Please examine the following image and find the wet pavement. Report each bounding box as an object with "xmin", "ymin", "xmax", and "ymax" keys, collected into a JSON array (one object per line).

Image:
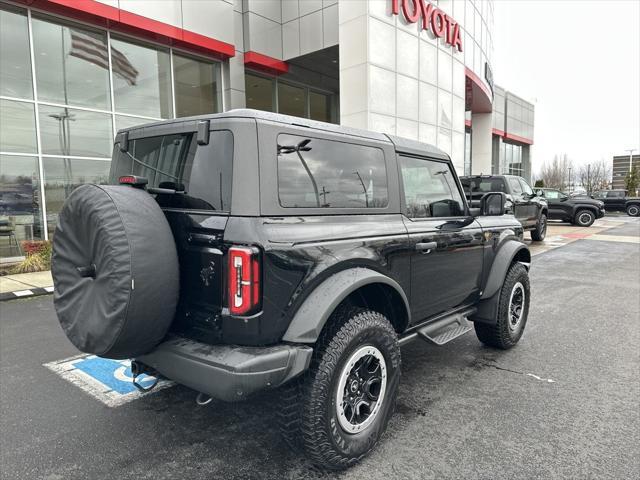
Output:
[{"xmin": 1, "ymin": 217, "xmax": 639, "ymax": 480}]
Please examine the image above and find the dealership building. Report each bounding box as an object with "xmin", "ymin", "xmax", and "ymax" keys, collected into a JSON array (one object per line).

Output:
[{"xmin": 0, "ymin": 0, "xmax": 534, "ymax": 259}]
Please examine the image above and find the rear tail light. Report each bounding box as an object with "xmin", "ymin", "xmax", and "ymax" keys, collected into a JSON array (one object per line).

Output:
[{"xmin": 228, "ymin": 246, "xmax": 261, "ymax": 315}]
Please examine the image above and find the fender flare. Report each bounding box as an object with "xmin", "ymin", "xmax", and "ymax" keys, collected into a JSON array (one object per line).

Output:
[
  {"xmin": 471, "ymin": 241, "xmax": 530, "ymax": 325},
  {"xmin": 572, "ymin": 204, "xmax": 597, "ymax": 217},
  {"xmin": 481, "ymin": 240, "xmax": 530, "ymax": 300},
  {"xmin": 282, "ymin": 268, "xmax": 410, "ymax": 344}
]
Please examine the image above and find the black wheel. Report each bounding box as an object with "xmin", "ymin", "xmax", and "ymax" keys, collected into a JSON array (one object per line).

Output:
[
  {"xmin": 475, "ymin": 262, "xmax": 530, "ymax": 349},
  {"xmin": 278, "ymin": 307, "xmax": 401, "ymax": 470},
  {"xmin": 574, "ymin": 209, "xmax": 595, "ymax": 227},
  {"xmin": 626, "ymin": 204, "xmax": 640, "ymax": 217},
  {"xmin": 530, "ymin": 213, "xmax": 547, "ymax": 241}
]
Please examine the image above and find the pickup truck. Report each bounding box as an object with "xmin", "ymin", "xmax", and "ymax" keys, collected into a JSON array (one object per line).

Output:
[
  {"xmin": 460, "ymin": 174, "xmax": 549, "ymax": 241},
  {"xmin": 592, "ymin": 190, "xmax": 640, "ymax": 216},
  {"xmin": 536, "ymin": 188, "xmax": 605, "ymax": 226}
]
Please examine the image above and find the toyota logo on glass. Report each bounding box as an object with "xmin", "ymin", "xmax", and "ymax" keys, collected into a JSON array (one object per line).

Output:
[{"xmin": 392, "ymin": 0, "xmax": 464, "ymax": 52}]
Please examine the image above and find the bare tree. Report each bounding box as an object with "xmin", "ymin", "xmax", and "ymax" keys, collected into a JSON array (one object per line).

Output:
[
  {"xmin": 577, "ymin": 160, "xmax": 612, "ymax": 194},
  {"xmin": 539, "ymin": 154, "xmax": 574, "ymax": 190}
]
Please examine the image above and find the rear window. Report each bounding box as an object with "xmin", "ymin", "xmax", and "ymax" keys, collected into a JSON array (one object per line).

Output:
[
  {"xmin": 461, "ymin": 177, "xmax": 507, "ymax": 200},
  {"xmin": 110, "ymin": 130, "xmax": 233, "ymax": 211},
  {"xmin": 276, "ymin": 134, "xmax": 388, "ymax": 209}
]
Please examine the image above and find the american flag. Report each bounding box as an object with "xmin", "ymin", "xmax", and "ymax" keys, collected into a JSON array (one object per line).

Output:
[{"xmin": 69, "ymin": 29, "xmax": 139, "ymax": 86}]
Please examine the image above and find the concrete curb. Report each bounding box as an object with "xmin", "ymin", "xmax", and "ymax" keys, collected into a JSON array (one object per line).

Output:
[{"xmin": 0, "ymin": 286, "xmax": 54, "ymax": 302}]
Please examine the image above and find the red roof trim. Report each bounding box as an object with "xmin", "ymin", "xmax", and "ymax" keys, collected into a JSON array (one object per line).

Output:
[
  {"xmin": 465, "ymin": 119, "xmax": 472, "ymax": 128},
  {"xmin": 22, "ymin": 0, "xmax": 235, "ymax": 59},
  {"xmin": 465, "ymin": 67, "xmax": 492, "ymax": 103},
  {"xmin": 504, "ymin": 132, "xmax": 534, "ymax": 145},
  {"xmin": 492, "ymin": 128, "xmax": 505, "ymax": 137},
  {"xmin": 244, "ymin": 51, "xmax": 289, "ymax": 75}
]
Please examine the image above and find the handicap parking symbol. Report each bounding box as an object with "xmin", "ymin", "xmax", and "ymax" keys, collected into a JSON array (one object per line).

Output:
[{"xmin": 44, "ymin": 354, "xmax": 173, "ymax": 407}]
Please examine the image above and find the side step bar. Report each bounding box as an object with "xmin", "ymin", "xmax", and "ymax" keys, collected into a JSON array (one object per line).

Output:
[{"xmin": 399, "ymin": 307, "xmax": 477, "ymax": 347}]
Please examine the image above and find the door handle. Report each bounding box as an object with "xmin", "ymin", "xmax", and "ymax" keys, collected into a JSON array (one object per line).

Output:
[{"xmin": 415, "ymin": 241, "xmax": 437, "ymax": 253}]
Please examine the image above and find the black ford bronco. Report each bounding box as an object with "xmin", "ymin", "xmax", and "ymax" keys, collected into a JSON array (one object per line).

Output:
[
  {"xmin": 51, "ymin": 110, "xmax": 532, "ymax": 470},
  {"xmin": 460, "ymin": 174, "xmax": 548, "ymax": 241}
]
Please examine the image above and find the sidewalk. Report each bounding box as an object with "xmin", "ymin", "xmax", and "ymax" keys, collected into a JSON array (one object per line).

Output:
[{"xmin": 0, "ymin": 270, "xmax": 54, "ymax": 301}]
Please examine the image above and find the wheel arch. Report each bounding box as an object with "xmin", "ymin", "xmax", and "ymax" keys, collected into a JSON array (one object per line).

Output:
[
  {"xmin": 574, "ymin": 204, "xmax": 598, "ymax": 216},
  {"xmin": 281, "ymin": 268, "xmax": 410, "ymax": 344},
  {"xmin": 481, "ymin": 240, "xmax": 530, "ymax": 300},
  {"xmin": 472, "ymin": 243, "xmax": 530, "ymax": 325}
]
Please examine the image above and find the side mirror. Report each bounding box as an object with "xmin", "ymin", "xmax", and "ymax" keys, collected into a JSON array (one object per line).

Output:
[{"xmin": 480, "ymin": 192, "xmax": 507, "ymax": 216}]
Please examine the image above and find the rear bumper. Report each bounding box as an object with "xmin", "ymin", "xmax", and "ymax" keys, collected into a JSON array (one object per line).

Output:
[
  {"xmin": 136, "ymin": 336, "xmax": 313, "ymax": 402},
  {"xmin": 597, "ymin": 208, "xmax": 605, "ymax": 218}
]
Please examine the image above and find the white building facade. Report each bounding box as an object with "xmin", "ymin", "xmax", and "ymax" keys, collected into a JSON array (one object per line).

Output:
[{"xmin": 0, "ymin": 0, "xmax": 534, "ymax": 259}]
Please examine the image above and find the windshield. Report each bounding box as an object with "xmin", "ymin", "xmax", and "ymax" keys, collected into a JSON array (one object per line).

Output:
[{"xmin": 110, "ymin": 130, "xmax": 233, "ymax": 211}]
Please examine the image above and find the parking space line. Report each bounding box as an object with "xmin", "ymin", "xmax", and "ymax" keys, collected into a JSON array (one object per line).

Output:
[{"xmin": 584, "ymin": 234, "xmax": 640, "ymax": 244}]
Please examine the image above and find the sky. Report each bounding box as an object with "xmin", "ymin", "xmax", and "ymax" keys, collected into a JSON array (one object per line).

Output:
[{"xmin": 492, "ymin": 0, "xmax": 640, "ymax": 173}]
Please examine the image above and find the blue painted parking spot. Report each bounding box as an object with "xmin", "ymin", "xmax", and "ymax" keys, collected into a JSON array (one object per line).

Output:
[
  {"xmin": 73, "ymin": 357, "xmax": 157, "ymax": 394},
  {"xmin": 44, "ymin": 354, "xmax": 173, "ymax": 407}
]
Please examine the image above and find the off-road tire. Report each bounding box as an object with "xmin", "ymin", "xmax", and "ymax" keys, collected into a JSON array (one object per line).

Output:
[
  {"xmin": 530, "ymin": 213, "xmax": 547, "ymax": 241},
  {"xmin": 574, "ymin": 209, "xmax": 596, "ymax": 227},
  {"xmin": 278, "ymin": 307, "xmax": 401, "ymax": 470},
  {"xmin": 475, "ymin": 262, "xmax": 530, "ymax": 349},
  {"xmin": 626, "ymin": 204, "xmax": 640, "ymax": 217}
]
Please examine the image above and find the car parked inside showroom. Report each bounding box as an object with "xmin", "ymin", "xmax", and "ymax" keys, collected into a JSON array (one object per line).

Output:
[{"xmin": 535, "ymin": 188, "xmax": 605, "ymax": 227}]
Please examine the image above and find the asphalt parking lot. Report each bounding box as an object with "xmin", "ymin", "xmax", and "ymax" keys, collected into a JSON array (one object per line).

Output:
[{"xmin": 1, "ymin": 217, "xmax": 639, "ymax": 480}]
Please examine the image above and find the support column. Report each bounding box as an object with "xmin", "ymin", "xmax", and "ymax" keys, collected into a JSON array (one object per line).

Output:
[{"xmin": 470, "ymin": 113, "xmax": 492, "ymax": 175}]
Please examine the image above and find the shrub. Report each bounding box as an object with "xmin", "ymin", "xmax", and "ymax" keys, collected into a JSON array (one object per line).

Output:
[
  {"xmin": 12, "ymin": 240, "xmax": 52, "ymax": 273},
  {"xmin": 21, "ymin": 240, "xmax": 51, "ymax": 256},
  {"xmin": 11, "ymin": 254, "xmax": 47, "ymax": 274}
]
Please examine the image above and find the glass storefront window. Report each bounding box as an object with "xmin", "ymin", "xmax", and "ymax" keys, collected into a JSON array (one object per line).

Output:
[
  {"xmin": 42, "ymin": 157, "xmax": 111, "ymax": 233},
  {"xmin": 309, "ymin": 91, "xmax": 331, "ymax": 122},
  {"xmin": 0, "ymin": 155, "xmax": 44, "ymax": 258},
  {"xmin": 0, "ymin": 5, "xmax": 224, "ymax": 257},
  {"xmin": 278, "ymin": 82, "xmax": 305, "ymax": 118},
  {"xmin": 0, "ymin": 6, "xmax": 33, "ymax": 99},
  {"xmin": 173, "ymin": 54, "xmax": 220, "ymax": 117},
  {"xmin": 115, "ymin": 115, "xmax": 153, "ymax": 131},
  {"xmin": 32, "ymin": 17, "xmax": 111, "ymax": 110},
  {"xmin": 0, "ymin": 99, "xmax": 38, "ymax": 154},
  {"xmin": 110, "ymin": 37, "xmax": 172, "ymax": 119},
  {"xmin": 245, "ymin": 73, "xmax": 274, "ymax": 112},
  {"xmin": 245, "ymin": 72, "xmax": 335, "ymax": 123},
  {"xmin": 39, "ymin": 105, "xmax": 113, "ymax": 158}
]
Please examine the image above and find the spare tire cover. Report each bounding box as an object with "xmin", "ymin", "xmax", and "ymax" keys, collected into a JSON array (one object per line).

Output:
[{"xmin": 52, "ymin": 184, "xmax": 179, "ymax": 359}]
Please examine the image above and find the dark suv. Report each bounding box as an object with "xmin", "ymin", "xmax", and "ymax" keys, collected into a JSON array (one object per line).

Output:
[
  {"xmin": 460, "ymin": 175, "xmax": 548, "ymax": 241},
  {"xmin": 51, "ymin": 110, "xmax": 532, "ymax": 470},
  {"xmin": 536, "ymin": 188, "xmax": 605, "ymax": 226}
]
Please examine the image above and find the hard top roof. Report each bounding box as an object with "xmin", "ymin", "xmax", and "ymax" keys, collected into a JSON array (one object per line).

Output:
[{"xmin": 118, "ymin": 109, "xmax": 449, "ymax": 161}]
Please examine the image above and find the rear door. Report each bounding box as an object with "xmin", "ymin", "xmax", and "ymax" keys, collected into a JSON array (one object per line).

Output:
[
  {"xmin": 606, "ymin": 190, "xmax": 626, "ymax": 210},
  {"xmin": 399, "ymin": 156, "xmax": 483, "ymax": 322},
  {"xmin": 542, "ymin": 189, "xmax": 570, "ymax": 220},
  {"xmin": 111, "ymin": 128, "xmax": 234, "ymax": 342}
]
